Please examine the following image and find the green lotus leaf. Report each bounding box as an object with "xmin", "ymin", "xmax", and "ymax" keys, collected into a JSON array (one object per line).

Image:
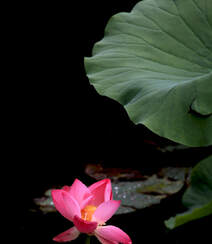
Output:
[
  {"xmin": 85, "ymin": 0, "xmax": 212, "ymax": 146},
  {"xmin": 165, "ymin": 155, "xmax": 212, "ymax": 229}
]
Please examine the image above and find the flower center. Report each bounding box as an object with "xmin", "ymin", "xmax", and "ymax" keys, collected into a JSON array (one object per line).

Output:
[{"xmin": 81, "ymin": 205, "xmax": 97, "ymax": 221}]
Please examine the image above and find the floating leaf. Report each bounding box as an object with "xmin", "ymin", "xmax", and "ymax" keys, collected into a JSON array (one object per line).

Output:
[
  {"xmin": 165, "ymin": 155, "xmax": 212, "ymax": 229},
  {"xmin": 158, "ymin": 167, "xmax": 192, "ymax": 182},
  {"xmin": 136, "ymin": 175, "xmax": 184, "ymax": 195},
  {"xmin": 34, "ymin": 189, "xmax": 55, "ymax": 213},
  {"xmin": 34, "ymin": 167, "xmax": 188, "ymax": 215},
  {"xmin": 85, "ymin": 0, "xmax": 212, "ymax": 146},
  {"xmin": 85, "ymin": 163, "xmax": 145, "ymax": 181},
  {"xmin": 112, "ymin": 180, "xmax": 166, "ymax": 214},
  {"xmin": 113, "ymin": 175, "xmax": 185, "ymax": 214}
]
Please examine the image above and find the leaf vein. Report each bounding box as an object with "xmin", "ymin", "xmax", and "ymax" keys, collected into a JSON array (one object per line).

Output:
[
  {"xmin": 192, "ymin": 0, "xmax": 212, "ymax": 32},
  {"xmin": 139, "ymin": 4, "xmax": 212, "ymax": 67},
  {"xmin": 173, "ymin": 0, "xmax": 212, "ymax": 56}
]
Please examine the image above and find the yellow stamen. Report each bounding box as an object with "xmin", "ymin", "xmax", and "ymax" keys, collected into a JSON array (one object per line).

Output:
[{"xmin": 81, "ymin": 205, "xmax": 97, "ymax": 221}]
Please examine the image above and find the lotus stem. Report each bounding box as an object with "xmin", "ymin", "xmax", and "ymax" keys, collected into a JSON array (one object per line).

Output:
[{"xmin": 85, "ymin": 236, "xmax": 91, "ymax": 244}]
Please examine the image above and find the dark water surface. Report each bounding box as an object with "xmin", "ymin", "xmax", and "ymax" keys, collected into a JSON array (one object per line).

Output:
[
  {"xmin": 18, "ymin": 169, "xmax": 212, "ymax": 244},
  {"xmin": 11, "ymin": 1, "xmax": 212, "ymax": 243}
]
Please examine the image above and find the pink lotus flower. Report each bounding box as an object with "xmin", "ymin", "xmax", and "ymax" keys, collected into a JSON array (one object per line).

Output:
[{"xmin": 51, "ymin": 179, "xmax": 132, "ymax": 243}]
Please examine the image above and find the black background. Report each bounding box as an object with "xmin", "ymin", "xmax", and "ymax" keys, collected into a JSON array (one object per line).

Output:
[
  {"xmin": 10, "ymin": 0, "xmax": 154, "ymax": 220},
  {"xmin": 8, "ymin": 1, "xmax": 211, "ymax": 243},
  {"xmin": 12, "ymin": 0, "xmax": 163, "ymax": 199}
]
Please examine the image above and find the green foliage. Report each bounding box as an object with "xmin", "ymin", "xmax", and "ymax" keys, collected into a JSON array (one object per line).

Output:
[
  {"xmin": 85, "ymin": 0, "xmax": 212, "ymax": 146},
  {"xmin": 165, "ymin": 155, "xmax": 212, "ymax": 229}
]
